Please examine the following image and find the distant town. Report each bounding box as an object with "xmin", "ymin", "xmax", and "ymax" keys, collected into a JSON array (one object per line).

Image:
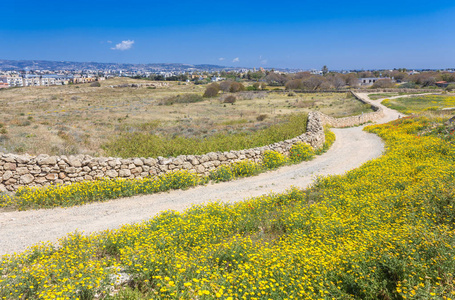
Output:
[{"xmin": 0, "ymin": 59, "xmax": 454, "ymax": 89}]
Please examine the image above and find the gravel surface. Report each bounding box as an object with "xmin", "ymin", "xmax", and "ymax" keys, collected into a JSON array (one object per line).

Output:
[{"xmin": 0, "ymin": 95, "xmax": 396, "ymax": 256}]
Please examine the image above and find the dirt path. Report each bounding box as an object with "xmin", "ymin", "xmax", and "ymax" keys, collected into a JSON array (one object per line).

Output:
[{"xmin": 0, "ymin": 95, "xmax": 397, "ymax": 256}]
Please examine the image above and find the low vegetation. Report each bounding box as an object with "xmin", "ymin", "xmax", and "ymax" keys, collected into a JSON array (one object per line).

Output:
[
  {"xmin": 382, "ymin": 94, "xmax": 455, "ymax": 114},
  {"xmin": 367, "ymin": 92, "xmax": 431, "ymax": 100},
  {"xmin": 158, "ymin": 94, "xmax": 203, "ymax": 105},
  {"xmin": 1, "ymin": 116, "xmax": 454, "ymax": 299},
  {"xmin": 0, "ymin": 79, "xmax": 372, "ymax": 156},
  {"xmin": 102, "ymin": 114, "xmax": 308, "ymax": 158},
  {"xmin": 0, "ymin": 128, "xmax": 335, "ymax": 211}
]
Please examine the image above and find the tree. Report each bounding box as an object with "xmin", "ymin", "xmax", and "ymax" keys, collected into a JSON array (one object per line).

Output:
[
  {"xmin": 328, "ymin": 74, "xmax": 346, "ymax": 89},
  {"xmin": 220, "ymin": 81, "xmax": 232, "ymax": 92},
  {"xmin": 265, "ymin": 73, "xmax": 287, "ymax": 86},
  {"xmin": 301, "ymin": 76, "xmax": 325, "ymax": 90},
  {"xmin": 322, "ymin": 65, "xmax": 329, "ymax": 76},
  {"xmin": 345, "ymin": 74, "xmax": 359, "ymax": 87},
  {"xmin": 294, "ymin": 72, "xmax": 311, "ymax": 80},
  {"xmin": 285, "ymin": 79, "xmax": 302, "ymax": 90},
  {"xmin": 372, "ymin": 79, "xmax": 394, "ymax": 88}
]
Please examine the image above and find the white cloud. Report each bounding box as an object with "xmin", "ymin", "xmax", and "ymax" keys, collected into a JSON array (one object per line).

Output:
[
  {"xmin": 218, "ymin": 57, "xmax": 225, "ymax": 61},
  {"xmin": 107, "ymin": 40, "xmax": 112, "ymax": 44},
  {"xmin": 232, "ymin": 57, "xmax": 240, "ymax": 63},
  {"xmin": 111, "ymin": 40, "xmax": 134, "ymax": 51}
]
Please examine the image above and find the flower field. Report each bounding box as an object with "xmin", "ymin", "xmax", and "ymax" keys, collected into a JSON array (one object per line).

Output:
[
  {"xmin": 2, "ymin": 117, "xmax": 455, "ymax": 299},
  {"xmin": 382, "ymin": 95, "xmax": 455, "ymax": 114}
]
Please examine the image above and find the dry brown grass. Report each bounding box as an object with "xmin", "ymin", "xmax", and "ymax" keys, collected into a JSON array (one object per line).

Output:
[{"xmin": 0, "ymin": 79, "xmax": 372, "ymax": 156}]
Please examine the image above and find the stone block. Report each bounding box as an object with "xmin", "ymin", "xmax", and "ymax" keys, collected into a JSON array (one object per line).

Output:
[
  {"xmin": 4, "ymin": 163, "xmax": 16, "ymax": 171},
  {"xmin": 119, "ymin": 169, "xmax": 131, "ymax": 177},
  {"xmin": 16, "ymin": 167, "xmax": 29, "ymax": 175},
  {"xmin": 37, "ymin": 156, "xmax": 57, "ymax": 166},
  {"xmin": 182, "ymin": 162, "xmax": 192, "ymax": 169},
  {"xmin": 69, "ymin": 158, "xmax": 82, "ymax": 167},
  {"xmin": 46, "ymin": 173, "xmax": 59, "ymax": 180},
  {"xmin": 2, "ymin": 170, "xmax": 13, "ymax": 181},
  {"xmin": 133, "ymin": 158, "xmax": 144, "ymax": 166},
  {"xmin": 106, "ymin": 170, "xmax": 118, "ymax": 178},
  {"xmin": 226, "ymin": 153, "xmax": 237, "ymax": 159},
  {"xmin": 20, "ymin": 174, "xmax": 34, "ymax": 184},
  {"xmin": 144, "ymin": 158, "xmax": 157, "ymax": 166},
  {"xmin": 131, "ymin": 167, "xmax": 142, "ymax": 174}
]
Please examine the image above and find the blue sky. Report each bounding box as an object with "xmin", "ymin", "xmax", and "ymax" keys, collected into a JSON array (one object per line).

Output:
[{"xmin": 1, "ymin": 0, "xmax": 454, "ymax": 69}]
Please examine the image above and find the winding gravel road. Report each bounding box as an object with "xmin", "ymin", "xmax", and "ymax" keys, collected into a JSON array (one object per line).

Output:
[{"xmin": 0, "ymin": 94, "xmax": 398, "ymax": 255}]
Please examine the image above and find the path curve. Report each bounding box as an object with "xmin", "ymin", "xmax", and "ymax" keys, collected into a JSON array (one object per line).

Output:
[{"xmin": 0, "ymin": 95, "xmax": 397, "ymax": 255}]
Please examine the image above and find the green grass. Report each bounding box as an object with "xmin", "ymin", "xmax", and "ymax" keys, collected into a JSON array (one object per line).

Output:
[
  {"xmin": 102, "ymin": 113, "xmax": 308, "ymax": 158},
  {"xmin": 367, "ymin": 92, "xmax": 431, "ymax": 100},
  {"xmin": 382, "ymin": 95, "xmax": 455, "ymax": 114}
]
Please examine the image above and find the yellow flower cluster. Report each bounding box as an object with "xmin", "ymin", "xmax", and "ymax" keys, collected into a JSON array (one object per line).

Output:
[
  {"xmin": 261, "ymin": 151, "xmax": 288, "ymax": 169},
  {"xmin": 1, "ymin": 170, "xmax": 203, "ymax": 210},
  {"xmin": 289, "ymin": 142, "xmax": 315, "ymax": 162},
  {"xmin": 1, "ymin": 116, "xmax": 455, "ymax": 299}
]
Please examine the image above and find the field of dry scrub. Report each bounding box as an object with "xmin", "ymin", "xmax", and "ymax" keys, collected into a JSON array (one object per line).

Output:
[{"xmin": 0, "ymin": 78, "xmax": 371, "ymax": 156}]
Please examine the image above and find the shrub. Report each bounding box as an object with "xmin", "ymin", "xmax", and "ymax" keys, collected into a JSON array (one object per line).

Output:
[
  {"xmin": 90, "ymin": 81, "xmax": 101, "ymax": 87},
  {"xmin": 159, "ymin": 94, "xmax": 203, "ymax": 105},
  {"xmin": 289, "ymin": 142, "xmax": 315, "ymax": 162},
  {"xmin": 248, "ymin": 82, "xmax": 267, "ymax": 91},
  {"xmin": 446, "ymin": 84, "xmax": 455, "ymax": 92},
  {"xmin": 231, "ymin": 160, "xmax": 261, "ymax": 177},
  {"xmin": 372, "ymin": 79, "xmax": 395, "ymax": 88},
  {"xmin": 209, "ymin": 165, "xmax": 234, "ymax": 182},
  {"xmin": 262, "ymin": 150, "xmax": 288, "ymax": 169},
  {"xmin": 256, "ymin": 114, "xmax": 267, "ymax": 121},
  {"xmin": 203, "ymin": 83, "xmax": 220, "ymax": 98},
  {"xmin": 399, "ymin": 82, "xmax": 418, "ymax": 89},
  {"xmin": 223, "ymin": 95, "xmax": 236, "ymax": 104},
  {"xmin": 253, "ymin": 82, "xmax": 267, "ymax": 90},
  {"xmin": 229, "ymin": 82, "xmax": 245, "ymax": 93},
  {"xmin": 209, "ymin": 160, "xmax": 261, "ymax": 182}
]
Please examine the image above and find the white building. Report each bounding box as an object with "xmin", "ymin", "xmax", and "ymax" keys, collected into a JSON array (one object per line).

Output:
[{"xmin": 359, "ymin": 78, "xmax": 382, "ymax": 86}]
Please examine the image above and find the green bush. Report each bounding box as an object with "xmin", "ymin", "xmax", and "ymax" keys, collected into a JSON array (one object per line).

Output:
[
  {"xmin": 446, "ymin": 84, "xmax": 455, "ymax": 92},
  {"xmin": 262, "ymin": 150, "xmax": 288, "ymax": 169},
  {"xmin": 209, "ymin": 160, "xmax": 261, "ymax": 182},
  {"xmin": 289, "ymin": 142, "xmax": 315, "ymax": 162},
  {"xmin": 159, "ymin": 94, "xmax": 203, "ymax": 105}
]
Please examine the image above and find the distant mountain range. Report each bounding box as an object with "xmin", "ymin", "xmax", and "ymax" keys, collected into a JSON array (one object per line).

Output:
[{"xmin": 0, "ymin": 59, "xmax": 236, "ymax": 72}]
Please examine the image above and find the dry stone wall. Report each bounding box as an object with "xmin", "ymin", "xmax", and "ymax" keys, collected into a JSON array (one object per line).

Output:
[
  {"xmin": 317, "ymin": 92, "xmax": 385, "ymax": 127},
  {"xmin": 0, "ymin": 94, "xmax": 383, "ymax": 191},
  {"xmin": 355, "ymin": 88, "xmax": 441, "ymax": 94},
  {"xmin": 0, "ymin": 112, "xmax": 324, "ymax": 191}
]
